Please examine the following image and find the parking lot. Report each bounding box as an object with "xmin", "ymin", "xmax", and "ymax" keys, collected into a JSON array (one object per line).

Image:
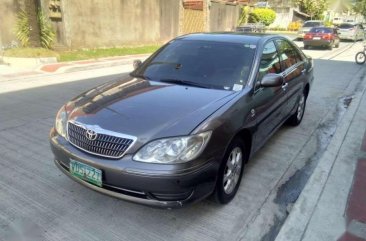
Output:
[{"xmin": 0, "ymin": 40, "xmax": 365, "ymax": 241}]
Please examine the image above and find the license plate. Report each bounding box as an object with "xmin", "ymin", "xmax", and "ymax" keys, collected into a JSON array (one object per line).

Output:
[
  {"xmin": 313, "ymin": 37, "xmax": 321, "ymax": 40},
  {"xmin": 70, "ymin": 160, "xmax": 102, "ymax": 187}
]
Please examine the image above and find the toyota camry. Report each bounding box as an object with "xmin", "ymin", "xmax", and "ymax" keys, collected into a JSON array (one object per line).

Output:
[{"xmin": 50, "ymin": 33, "xmax": 314, "ymax": 208}]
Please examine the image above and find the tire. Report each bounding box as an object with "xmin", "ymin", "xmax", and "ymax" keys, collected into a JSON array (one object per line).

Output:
[
  {"xmin": 214, "ymin": 138, "xmax": 246, "ymax": 204},
  {"xmin": 328, "ymin": 44, "xmax": 333, "ymax": 50},
  {"xmin": 304, "ymin": 45, "xmax": 309, "ymax": 50},
  {"xmin": 355, "ymin": 52, "xmax": 366, "ymax": 65},
  {"xmin": 335, "ymin": 42, "xmax": 340, "ymax": 48},
  {"xmin": 287, "ymin": 92, "xmax": 306, "ymax": 126}
]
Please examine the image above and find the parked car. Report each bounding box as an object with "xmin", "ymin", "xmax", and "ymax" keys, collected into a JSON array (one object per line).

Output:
[
  {"xmin": 337, "ymin": 23, "xmax": 365, "ymax": 41},
  {"xmin": 298, "ymin": 20, "xmax": 324, "ymax": 39},
  {"xmin": 332, "ymin": 17, "xmax": 343, "ymax": 26},
  {"xmin": 50, "ymin": 33, "xmax": 314, "ymax": 208},
  {"xmin": 303, "ymin": 27, "xmax": 340, "ymax": 50},
  {"xmin": 236, "ymin": 23, "xmax": 265, "ymax": 33}
]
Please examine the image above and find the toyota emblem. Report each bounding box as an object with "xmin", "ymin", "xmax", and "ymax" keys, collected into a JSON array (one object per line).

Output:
[{"xmin": 85, "ymin": 129, "xmax": 98, "ymax": 141}]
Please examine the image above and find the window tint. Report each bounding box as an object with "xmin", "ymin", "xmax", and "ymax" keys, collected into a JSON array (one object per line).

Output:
[
  {"xmin": 133, "ymin": 39, "xmax": 256, "ymax": 91},
  {"xmin": 309, "ymin": 27, "xmax": 332, "ymax": 33},
  {"xmin": 339, "ymin": 23, "xmax": 354, "ymax": 29},
  {"xmin": 257, "ymin": 41, "xmax": 281, "ymax": 84},
  {"xmin": 275, "ymin": 39, "xmax": 302, "ymax": 70},
  {"xmin": 303, "ymin": 22, "xmax": 322, "ymax": 27}
]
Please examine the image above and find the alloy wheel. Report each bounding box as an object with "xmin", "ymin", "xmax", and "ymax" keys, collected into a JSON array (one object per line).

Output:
[{"xmin": 223, "ymin": 147, "xmax": 243, "ymax": 194}]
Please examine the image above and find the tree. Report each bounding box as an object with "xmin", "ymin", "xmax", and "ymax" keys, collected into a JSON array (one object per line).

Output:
[
  {"xmin": 248, "ymin": 8, "xmax": 276, "ymax": 26},
  {"xmin": 353, "ymin": 0, "xmax": 366, "ymax": 19},
  {"xmin": 24, "ymin": 0, "xmax": 41, "ymax": 47},
  {"xmin": 294, "ymin": 0, "xmax": 328, "ymax": 20}
]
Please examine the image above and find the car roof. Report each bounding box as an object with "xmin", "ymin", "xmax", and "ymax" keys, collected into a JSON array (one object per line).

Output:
[{"xmin": 176, "ymin": 32, "xmax": 278, "ymax": 45}]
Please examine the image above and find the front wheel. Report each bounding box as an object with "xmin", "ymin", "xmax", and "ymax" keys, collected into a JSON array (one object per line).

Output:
[
  {"xmin": 355, "ymin": 52, "xmax": 366, "ymax": 64},
  {"xmin": 214, "ymin": 138, "xmax": 246, "ymax": 204}
]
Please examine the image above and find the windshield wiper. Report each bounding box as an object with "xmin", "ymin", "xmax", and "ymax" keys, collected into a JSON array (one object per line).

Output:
[{"xmin": 159, "ymin": 79, "xmax": 210, "ymax": 89}]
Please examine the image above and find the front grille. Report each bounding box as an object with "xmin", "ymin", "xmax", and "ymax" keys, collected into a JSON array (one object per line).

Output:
[{"xmin": 67, "ymin": 122, "xmax": 134, "ymax": 158}]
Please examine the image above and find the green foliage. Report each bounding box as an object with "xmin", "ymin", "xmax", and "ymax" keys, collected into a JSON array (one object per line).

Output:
[
  {"xmin": 238, "ymin": 6, "xmax": 250, "ymax": 25},
  {"xmin": 4, "ymin": 48, "xmax": 59, "ymax": 58},
  {"xmin": 288, "ymin": 21, "xmax": 302, "ymax": 31},
  {"xmin": 353, "ymin": 0, "xmax": 366, "ymax": 18},
  {"xmin": 324, "ymin": 21, "xmax": 333, "ymax": 27},
  {"xmin": 58, "ymin": 45, "xmax": 161, "ymax": 62},
  {"xmin": 37, "ymin": 9, "xmax": 55, "ymax": 49},
  {"xmin": 294, "ymin": 0, "xmax": 328, "ymax": 19},
  {"xmin": 15, "ymin": 9, "xmax": 55, "ymax": 49},
  {"xmin": 248, "ymin": 8, "xmax": 276, "ymax": 26},
  {"xmin": 15, "ymin": 10, "xmax": 30, "ymax": 47}
]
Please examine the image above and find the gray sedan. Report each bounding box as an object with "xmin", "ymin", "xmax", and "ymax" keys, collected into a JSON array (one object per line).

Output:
[{"xmin": 50, "ymin": 33, "xmax": 314, "ymax": 208}]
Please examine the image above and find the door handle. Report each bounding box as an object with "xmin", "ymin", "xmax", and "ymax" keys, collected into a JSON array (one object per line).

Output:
[{"xmin": 282, "ymin": 83, "xmax": 288, "ymax": 91}]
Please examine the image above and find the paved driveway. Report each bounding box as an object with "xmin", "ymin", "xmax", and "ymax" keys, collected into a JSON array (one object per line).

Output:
[{"xmin": 0, "ymin": 41, "xmax": 365, "ymax": 241}]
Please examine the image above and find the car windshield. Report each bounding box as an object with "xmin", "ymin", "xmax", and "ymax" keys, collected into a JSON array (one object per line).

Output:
[
  {"xmin": 339, "ymin": 23, "xmax": 354, "ymax": 29},
  {"xmin": 303, "ymin": 22, "xmax": 322, "ymax": 27},
  {"xmin": 310, "ymin": 28, "xmax": 332, "ymax": 33},
  {"xmin": 131, "ymin": 39, "xmax": 256, "ymax": 91}
]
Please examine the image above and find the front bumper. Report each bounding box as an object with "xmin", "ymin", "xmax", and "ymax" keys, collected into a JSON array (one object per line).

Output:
[{"xmin": 50, "ymin": 128, "xmax": 219, "ymax": 208}]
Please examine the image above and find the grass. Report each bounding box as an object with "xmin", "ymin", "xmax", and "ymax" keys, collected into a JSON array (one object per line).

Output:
[
  {"xmin": 58, "ymin": 45, "xmax": 161, "ymax": 62},
  {"xmin": 3, "ymin": 48, "xmax": 59, "ymax": 58},
  {"xmin": 3, "ymin": 45, "xmax": 161, "ymax": 62}
]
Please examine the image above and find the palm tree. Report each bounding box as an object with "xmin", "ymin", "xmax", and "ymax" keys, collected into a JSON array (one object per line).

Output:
[{"xmin": 24, "ymin": 0, "xmax": 41, "ymax": 47}]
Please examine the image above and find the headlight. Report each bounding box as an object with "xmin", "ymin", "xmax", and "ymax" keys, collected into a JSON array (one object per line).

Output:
[
  {"xmin": 55, "ymin": 106, "xmax": 68, "ymax": 138},
  {"xmin": 133, "ymin": 131, "xmax": 212, "ymax": 164}
]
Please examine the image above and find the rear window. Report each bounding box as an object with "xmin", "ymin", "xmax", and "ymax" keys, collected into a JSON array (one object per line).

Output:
[
  {"xmin": 339, "ymin": 23, "xmax": 354, "ymax": 29},
  {"xmin": 309, "ymin": 27, "xmax": 332, "ymax": 33},
  {"xmin": 303, "ymin": 22, "xmax": 322, "ymax": 27}
]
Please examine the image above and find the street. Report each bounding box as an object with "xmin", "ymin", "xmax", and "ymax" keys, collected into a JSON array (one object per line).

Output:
[{"xmin": 0, "ymin": 40, "xmax": 365, "ymax": 241}]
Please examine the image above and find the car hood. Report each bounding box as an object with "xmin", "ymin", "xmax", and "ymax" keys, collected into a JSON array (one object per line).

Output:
[{"xmin": 66, "ymin": 76, "xmax": 237, "ymax": 143}]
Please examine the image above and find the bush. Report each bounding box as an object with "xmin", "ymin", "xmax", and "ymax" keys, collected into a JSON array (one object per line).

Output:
[
  {"xmin": 15, "ymin": 10, "xmax": 30, "ymax": 47},
  {"xmin": 15, "ymin": 9, "xmax": 55, "ymax": 49},
  {"xmin": 288, "ymin": 21, "xmax": 302, "ymax": 31},
  {"xmin": 248, "ymin": 8, "xmax": 276, "ymax": 26},
  {"xmin": 324, "ymin": 21, "xmax": 333, "ymax": 27},
  {"xmin": 37, "ymin": 9, "xmax": 55, "ymax": 49}
]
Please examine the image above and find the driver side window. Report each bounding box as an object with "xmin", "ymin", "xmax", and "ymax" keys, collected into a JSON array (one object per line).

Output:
[{"xmin": 256, "ymin": 41, "xmax": 281, "ymax": 88}]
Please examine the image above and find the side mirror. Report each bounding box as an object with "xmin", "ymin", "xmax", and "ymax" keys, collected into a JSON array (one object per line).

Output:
[
  {"xmin": 260, "ymin": 73, "xmax": 283, "ymax": 87},
  {"xmin": 133, "ymin": 60, "xmax": 143, "ymax": 70}
]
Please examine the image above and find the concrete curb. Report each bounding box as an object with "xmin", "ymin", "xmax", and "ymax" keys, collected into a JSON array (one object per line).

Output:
[
  {"xmin": 275, "ymin": 75, "xmax": 366, "ymax": 241},
  {"xmin": 0, "ymin": 53, "xmax": 151, "ymax": 82},
  {"xmin": 37, "ymin": 53, "xmax": 150, "ymax": 73}
]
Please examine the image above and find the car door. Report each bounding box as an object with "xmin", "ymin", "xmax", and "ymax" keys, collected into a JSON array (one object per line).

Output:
[
  {"xmin": 251, "ymin": 40, "xmax": 288, "ymax": 150},
  {"xmin": 275, "ymin": 38, "xmax": 305, "ymax": 118}
]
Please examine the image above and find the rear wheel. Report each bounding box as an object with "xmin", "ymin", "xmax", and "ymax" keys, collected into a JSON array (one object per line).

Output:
[
  {"xmin": 214, "ymin": 138, "xmax": 246, "ymax": 204},
  {"xmin": 356, "ymin": 52, "xmax": 366, "ymax": 64},
  {"xmin": 287, "ymin": 92, "xmax": 306, "ymax": 126},
  {"xmin": 328, "ymin": 44, "xmax": 333, "ymax": 50}
]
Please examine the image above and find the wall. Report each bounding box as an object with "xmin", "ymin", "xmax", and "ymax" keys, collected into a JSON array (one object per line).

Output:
[
  {"xmin": 0, "ymin": 0, "xmax": 23, "ymax": 48},
  {"xmin": 209, "ymin": 1, "xmax": 240, "ymax": 32},
  {"xmin": 270, "ymin": 7, "xmax": 294, "ymax": 29},
  {"xmin": 59, "ymin": 0, "xmax": 180, "ymax": 48}
]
